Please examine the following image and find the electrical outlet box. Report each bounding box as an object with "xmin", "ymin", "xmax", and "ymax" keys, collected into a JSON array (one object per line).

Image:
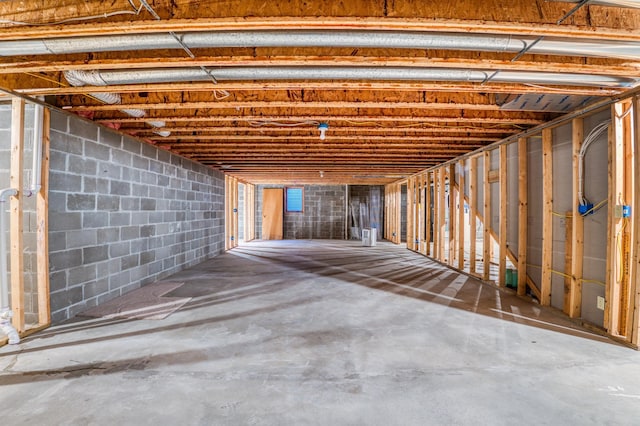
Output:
[
  {"xmin": 614, "ymin": 205, "xmax": 631, "ymax": 219},
  {"xmin": 597, "ymin": 296, "xmax": 605, "ymax": 310}
]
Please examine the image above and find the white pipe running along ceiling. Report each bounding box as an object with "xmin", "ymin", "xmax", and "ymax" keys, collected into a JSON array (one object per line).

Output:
[
  {"xmin": 63, "ymin": 67, "xmax": 638, "ymax": 88},
  {"xmin": 2, "ymin": 30, "xmax": 640, "ymax": 60},
  {"xmin": 552, "ymin": 0, "xmax": 640, "ymax": 8}
]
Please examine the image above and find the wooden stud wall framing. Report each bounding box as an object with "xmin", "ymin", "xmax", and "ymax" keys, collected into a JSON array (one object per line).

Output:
[
  {"xmin": 569, "ymin": 118, "xmax": 584, "ymax": 318},
  {"xmin": 632, "ymin": 95, "xmax": 640, "ymax": 346},
  {"xmin": 395, "ymin": 92, "xmax": 640, "ymax": 347},
  {"xmin": 244, "ymin": 183, "xmax": 256, "ymax": 242},
  {"xmin": 469, "ymin": 157, "xmax": 477, "ymax": 274},
  {"xmin": 541, "ymin": 128, "xmax": 553, "ymax": 306},
  {"xmin": 448, "ymin": 164, "xmax": 456, "ymax": 266},
  {"xmin": 36, "ymin": 108, "xmax": 51, "ymax": 327},
  {"xmin": 425, "ymin": 172, "xmax": 432, "ymax": 256},
  {"xmin": 517, "ymin": 138, "xmax": 528, "ymax": 297},
  {"xmin": 438, "ymin": 167, "xmax": 446, "ymax": 262},
  {"xmin": 482, "ymin": 151, "xmax": 491, "ymax": 281},
  {"xmin": 457, "ymin": 160, "xmax": 466, "ymax": 271},
  {"xmin": 499, "ymin": 145, "xmax": 508, "ymax": 287},
  {"xmin": 225, "ymin": 175, "xmax": 239, "ymax": 250},
  {"xmin": 384, "ymin": 182, "xmax": 402, "ymax": 245},
  {"xmin": 407, "ymin": 177, "xmax": 415, "ymax": 251},
  {"xmin": 10, "ymin": 98, "xmax": 25, "ymax": 333}
]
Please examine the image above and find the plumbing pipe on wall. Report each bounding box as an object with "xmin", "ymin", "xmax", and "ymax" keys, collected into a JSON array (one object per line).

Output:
[{"xmin": 0, "ymin": 102, "xmax": 47, "ymax": 345}]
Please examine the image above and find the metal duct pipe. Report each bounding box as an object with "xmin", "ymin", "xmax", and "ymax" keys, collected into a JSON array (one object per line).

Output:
[
  {"xmin": 63, "ymin": 70, "xmax": 146, "ymax": 119},
  {"xmin": 552, "ymin": 0, "xmax": 640, "ymax": 8},
  {"xmin": 67, "ymin": 66, "xmax": 637, "ymax": 88},
  {"xmin": 2, "ymin": 30, "xmax": 640, "ymax": 60}
]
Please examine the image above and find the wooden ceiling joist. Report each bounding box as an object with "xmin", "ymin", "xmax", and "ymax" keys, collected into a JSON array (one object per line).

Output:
[{"xmin": 2, "ymin": 0, "xmax": 639, "ymax": 184}]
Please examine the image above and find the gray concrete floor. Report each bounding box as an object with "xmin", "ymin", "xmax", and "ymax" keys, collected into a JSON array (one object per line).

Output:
[{"xmin": 2, "ymin": 240, "xmax": 640, "ymax": 425}]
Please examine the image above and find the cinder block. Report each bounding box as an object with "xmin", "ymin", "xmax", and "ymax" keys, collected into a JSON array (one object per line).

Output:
[
  {"xmin": 112, "ymin": 149, "xmax": 132, "ymax": 167},
  {"xmin": 83, "ymin": 245, "xmax": 109, "ymax": 263},
  {"xmin": 84, "ymin": 140, "xmax": 111, "ymax": 161},
  {"xmin": 97, "ymin": 195, "xmax": 120, "ymax": 211},
  {"xmin": 109, "ymin": 212, "xmax": 130, "ymax": 226},
  {"xmin": 65, "ymin": 229, "xmax": 97, "ymax": 249},
  {"xmin": 98, "ymin": 128, "xmax": 122, "ymax": 149},
  {"xmin": 141, "ymin": 198, "xmax": 156, "ymax": 211},
  {"xmin": 140, "ymin": 224, "xmax": 155, "ymax": 237},
  {"xmin": 69, "ymin": 157, "xmax": 97, "ymax": 175},
  {"xmin": 141, "ymin": 142, "xmax": 157, "ymax": 160},
  {"xmin": 48, "ymin": 232, "xmax": 67, "ymax": 252},
  {"xmin": 49, "ymin": 172, "xmax": 82, "ymax": 192},
  {"xmin": 49, "ymin": 270, "xmax": 67, "ymax": 292},
  {"xmin": 83, "ymin": 278, "xmax": 109, "ymax": 299},
  {"xmin": 67, "ymin": 194, "xmax": 96, "ymax": 211},
  {"xmin": 97, "ymin": 228, "xmax": 119, "ymax": 243},
  {"xmin": 49, "ymin": 248, "xmax": 83, "ymax": 271},
  {"xmin": 50, "ymin": 286, "xmax": 83, "ymax": 312},
  {"xmin": 69, "ymin": 115, "xmax": 98, "ymax": 141},
  {"xmin": 109, "ymin": 241, "xmax": 130, "ymax": 258},
  {"xmin": 49, "ymin": 212, "xmax": 82, "ymax": 232},
  {"xmin": 68, "ymin": 264, "xmax": 97, "ymax": 286},
  {"xmin": 120, "ymin": 254, "xmax": 139, "ymax": 270},
  {"xmin": 120, "ymin": 226, "xmax": 140, "ymax": 240},
  {"xmin": 121, "ymin": 197, "xmax": 140, "ymax": 211},
  {"xmin": 122, "ymin": 137, "xmax": 141, "ymax": 155},
  {"xmin": 110, "ymin": 180, "xmax": 130, "ymax": 196}
]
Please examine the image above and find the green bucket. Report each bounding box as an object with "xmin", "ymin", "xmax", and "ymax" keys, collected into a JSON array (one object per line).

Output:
[{"xmin": 505, "ymin": 269, "xmax": 518, "ymax": 289}]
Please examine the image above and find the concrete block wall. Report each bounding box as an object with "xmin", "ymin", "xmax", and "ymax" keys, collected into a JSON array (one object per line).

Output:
[
  {"xmin": 48, "ymin": 110, "xmax": 225, "ymax": 323},
  {"xmin": 256, "ymin": 185, "xmax": 346, "ymax": 240}
]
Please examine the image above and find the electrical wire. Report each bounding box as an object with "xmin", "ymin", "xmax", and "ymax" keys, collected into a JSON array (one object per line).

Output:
[
  {"xmin": 248, "ymin": 120, "xmax": 320, "ymax": 127},
  {"xmin": 526, "ymin": 263, "xmax": 605, "ymax": 286},
  {"xmin": 0, "ymin": 2, "xmax": 144, "ymax": 26}
]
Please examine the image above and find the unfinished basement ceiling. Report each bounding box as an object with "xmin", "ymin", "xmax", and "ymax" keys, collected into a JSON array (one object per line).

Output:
[{"xmin": 1, "ymin": 0, "xmax": 640, "ymax": 185}]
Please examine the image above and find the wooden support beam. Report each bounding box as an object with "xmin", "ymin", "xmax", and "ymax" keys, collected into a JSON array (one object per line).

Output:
[
  {"xmin": 10, "ymin": 97, "xmax": 24, "ymax": 332},
  {"xmin": 100, "ymin": 114, "xmax": 546, "ymax": 126},
  {"xmin": 425, "ymin": 172, "xmax": 432, "ymax": 256},
  {"xmin": 499, "ymin": 145, "xmax": 508, "ymax": 287},
  {"xmin": 469, "ymin": 157, "xmax": 477, "ymax": 274},
  {"xmin": 449, "ymin": 164, "xmax": 456, "ymax": 266},
  {"xmin": 517, "ymin": 137, "xmax": 528, "ymax": 297},
  {"xmin": 23, "ymin": 81, "xmax": 621, "ymax": 98},
  {"xmin": 432, "ymin": 170, "xmax": 440, "ymax": 260},
  {"xmin": 69, "ymin": 101, "xmax": 504, "ymax": 112},
  {"xmin": 407, "ymin": 177, "xmax": 415, "ymax": 251},
  {"xmin": 632, "ymin": 95, "xmax": 640, "ymax": 346},
  {"xmin": 541, "ymin": 128, "xmax": 553, "ymax": 306},
  {"xmin": 569, "ymin": 118, "xmax": 584, "ymax": 318},
  {"xmin": 36, "ymin": 107, "xmax": 51, "ymax": 327},
  {"xmin": 483, "ymin": 151, "xmax": 491, "ymax": 281},
  {"xmin": 9, "ymin": 55, "xmax": 639, "ymax": 77},
  {"xmin": 458, "ymin": 159, "xmax": 466, "ymax": 271},
  {"xmin": 439, "ymin": 167, "xmax": 446, "ymax": 262}
]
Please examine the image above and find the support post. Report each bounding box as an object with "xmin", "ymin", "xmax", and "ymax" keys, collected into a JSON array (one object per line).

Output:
[
  {"xmin": 469, "ymin": 157, "xmax": 477, "ymax": 274},
  {"xmin": 449, "ymin": 163, "xmax": 456, "ymax": 266},
  {"xmin": 499, "ymin": 145, "xmax": 508, "ymax": 287},
  {"xmin": 517, "ymin": 138, "xmax": 528, "ymax": 297},
  {"xmin": 425, "ymin": 172, "xmax": 432, "ymax": 256},
  {"xmin": 10, "ymin": 98, "xmax": 25, "ymax": 332},
  {"xmin": 541, "ymin": 128, "xmax": 553, "ymax": 306},
  {"xmin": 483, "ymin": 151, "xmax": 491, "ymax": 281},
  {"xmin": 36, "ymin": 107, "xmax": 51, "ymax": 326},
  {"xmin": 439, "ymin": 167, "xmax": 446, "ymax": 262},
  {"xmin": 458, "ymin": 159, "xmax": 466, "ymax": 271},
  {"xmin": 569, "ymin": 118, "xmax": 584, "ymax": 318}
]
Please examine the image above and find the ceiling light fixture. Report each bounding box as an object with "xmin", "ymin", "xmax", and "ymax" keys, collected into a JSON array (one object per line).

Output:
[{"xmin": 318, "ymin": 122, "xmax": 329, "ymax": 140}]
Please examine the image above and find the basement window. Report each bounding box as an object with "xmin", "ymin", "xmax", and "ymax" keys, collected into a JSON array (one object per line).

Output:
[{"xmin": 285, "ymin": 187, "xmax": 304, "ymax": 213}]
